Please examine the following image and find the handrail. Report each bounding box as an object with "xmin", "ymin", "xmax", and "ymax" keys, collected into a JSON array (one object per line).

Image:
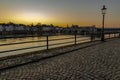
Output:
[
  {"xmin": 0, "ymin": 45, "xmax": 46, "ymax": 53},
  {"xmin": 49, "ymin": 40, "xmax": 75, "ymax": 46},
  {"xmin": 77, "ymin": 38, "xmax": 90, "ymax": 42},
  {"xmin": 0, "ymin": 36, "xmax": 87, "ymax": 46},
  {"xmin": 0, "ymin": 32, "xmax": 120, "ymax": 54},
  {"xmin": 49, "ymin": 37, "xmax": 74, "ymax": 41},
  {"xmin": 0, "ymin": 38, "xmax": 90, "ymax": 53},
  {"xmin": 0, "ymin": 40, "xmax": 46, "ymax": 46}
]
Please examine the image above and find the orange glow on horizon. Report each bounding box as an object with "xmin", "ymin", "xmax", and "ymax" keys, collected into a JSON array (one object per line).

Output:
[{"xmin": 0, "ymin": 12, "xmax": 119, "ymax": 28}]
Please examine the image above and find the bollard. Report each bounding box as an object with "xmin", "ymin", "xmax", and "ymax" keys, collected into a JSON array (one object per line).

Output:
[{"xmin": 46, "ymin": 35, "xmax": 49, "ymax": 50}]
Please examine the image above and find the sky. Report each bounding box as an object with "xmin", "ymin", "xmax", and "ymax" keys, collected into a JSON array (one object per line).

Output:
[{"xmin": 0, "ymin": 0, "xmax": 120, "ymax": 27}]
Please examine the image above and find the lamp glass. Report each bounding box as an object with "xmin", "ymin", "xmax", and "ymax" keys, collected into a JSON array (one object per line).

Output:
[{"xmin": 101, "ymin": 5, "xmax": 107, "ymax": 14}]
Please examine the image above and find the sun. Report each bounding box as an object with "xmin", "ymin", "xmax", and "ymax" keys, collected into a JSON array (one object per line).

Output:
[{"xmin": 18, "ymin": 12, "xmax": 48, "ymax": 24}]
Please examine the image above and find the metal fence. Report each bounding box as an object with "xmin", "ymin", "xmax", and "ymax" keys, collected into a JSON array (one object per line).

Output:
[
  {"xmin": 0, "ymin": 33, "xmax": 120, "ymax": 56},
  {"xmin": 0, "ymin": 35, "xmax": 90, "ymax": 53}
]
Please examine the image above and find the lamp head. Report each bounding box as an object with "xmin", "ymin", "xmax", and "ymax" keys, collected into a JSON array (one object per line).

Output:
[{"xmin": 101, "ymin": 5, "xmax": 107, "ymax": 14}]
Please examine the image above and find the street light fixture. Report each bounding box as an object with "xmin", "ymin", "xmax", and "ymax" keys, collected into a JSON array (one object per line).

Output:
[{"xmin": 101, "ymin": 5, "xmax": 107, "ymax": 41}]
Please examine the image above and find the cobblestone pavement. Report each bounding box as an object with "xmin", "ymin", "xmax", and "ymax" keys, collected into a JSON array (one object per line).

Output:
[{"xmin": 0, "ymin": 39, "xmax": 120, "ymax": 80}]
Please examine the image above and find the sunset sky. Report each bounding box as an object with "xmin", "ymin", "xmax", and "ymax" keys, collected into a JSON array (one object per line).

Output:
[{"xmin": 0, "ymin": 0, "xmax": 120, "ymax": 27}]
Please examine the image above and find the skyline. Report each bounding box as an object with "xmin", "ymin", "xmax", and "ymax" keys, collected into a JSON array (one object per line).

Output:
[{"xmin": 0, "ymin": 0, "xmax": 120, "ymax": 27}]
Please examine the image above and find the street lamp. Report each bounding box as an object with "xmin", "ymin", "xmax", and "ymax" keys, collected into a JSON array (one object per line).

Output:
[{"xmin": 101, "ymin": 5, "xmax": 107, "ymax": 41}]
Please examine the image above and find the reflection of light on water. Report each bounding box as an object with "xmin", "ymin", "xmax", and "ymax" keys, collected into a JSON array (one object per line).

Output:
[{"xmin": 0, "ymin": 35, "xmax": 90, "ymax": 57}]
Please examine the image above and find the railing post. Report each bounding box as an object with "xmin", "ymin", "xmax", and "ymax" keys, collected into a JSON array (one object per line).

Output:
[
  {"xmin": 91, "ymin": 33, "xmax": 94, "ymax": 41},
  {"xmin": 119, "ymin": 33, "xmax": 120, "ymax": 38},
  {"xmin": 117, "ymin": 33, "xmax": 118, "ymax": 37},
  {"xmin": 109, "ymin": 33, "xmax": 110, "ymax": 39},
  {"xmin": 114, "ymin": 33, "xmax": 116, "ymax": 38},
  {"xmin": 46, "ymin": 35, "xmax": 49, "ymax": 50},
  {"xmin": 75, "ymin": 34, "xmax": 77, "ymax": 45}
]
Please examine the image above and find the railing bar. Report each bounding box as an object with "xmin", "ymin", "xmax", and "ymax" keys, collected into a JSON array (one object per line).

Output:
[
  {"xmin": 0, "ymin": 45, "xmax": 46, "ymax": 53},
  {"xmin": 76, "ymin": 36, "xmax": 90, "ymax": 38},
  {"xmin": 77, "ymin": 38, "xmax": 90, "ymax": 40},
  {"xmin": 0, "ymin": 37, "xmax": 75, "ymax": 46},
  {"xmin": 49, "ymin": 41, "xmax": 75, "ymax": 46},
  {"xmin": 0, "ymin": 39, "xmax": 90, "ymax": 53},
  {"xmin": 0, "ymin": 40, "xmax": 46, "ymax": 46},
  {"xmin": 0, "ymin": 36, "xmax": 90, "ymax": 46},
  {"xmin": 77, "ymin": 39, "xmax": 90, "ymax": 42},
  {"xmin": 49, "ymin": 37, "xmax": 75, "ymax": 41},
  {"xmin": 49, "ymin": 36, "xmax": 89, "ymax": 41},
  {"xmin": 49, "ymin": 39, "xmax": 91, "ymax": 47},
  {"xmin": 0, "ymin": 36, "xmax": 34, "ymax": 39}
]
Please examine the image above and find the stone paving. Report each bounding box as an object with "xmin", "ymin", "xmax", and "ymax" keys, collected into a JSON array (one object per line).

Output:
[{"xmin": 0, "ymin": 38, "xmax": 120, "ymax": 80}]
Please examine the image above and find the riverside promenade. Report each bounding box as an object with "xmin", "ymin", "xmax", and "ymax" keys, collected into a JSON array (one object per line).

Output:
[{"xmin": 0, "ymin": 38, "xmax": 120, "ymax": 80}]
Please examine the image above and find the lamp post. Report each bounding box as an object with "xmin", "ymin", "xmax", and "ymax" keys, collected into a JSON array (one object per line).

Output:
[{"xmin": 101, "ymin": 5, "xmax": 107, "ymax": 41}]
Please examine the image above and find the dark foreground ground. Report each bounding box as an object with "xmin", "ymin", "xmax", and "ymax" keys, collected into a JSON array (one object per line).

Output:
[{"xmin": 0, "ymin": 38, "xmax": 120, "ymax": 80}]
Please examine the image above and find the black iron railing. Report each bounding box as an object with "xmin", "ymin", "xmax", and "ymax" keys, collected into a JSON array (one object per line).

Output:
[
  {"xmin": 0, "ymin": 35, "xmax": 90, "ymax": 53},
  {"xmin": 0, "ymin": 32, "xmax": 120, "ymax": 54}
]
